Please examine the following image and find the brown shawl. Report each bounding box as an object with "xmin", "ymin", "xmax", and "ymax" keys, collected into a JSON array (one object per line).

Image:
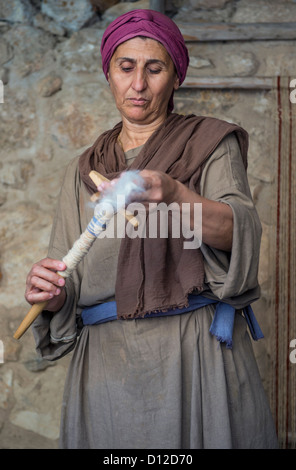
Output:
[{"xmin": 78, "ymin": 113, "xmax": 249, "ymax": 318}]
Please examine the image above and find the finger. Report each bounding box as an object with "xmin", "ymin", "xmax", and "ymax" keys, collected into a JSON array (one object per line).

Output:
[
  {"xmin": 29, "ymin": 264, "xmax": 66, "ymax": 288},
  {"xmin": 29, "ymin": 274, "xmax": 63, "ymax": 296},
  {"xmin": 97, "ymin": 180, "xmax": 117, "ymax": 192},
  {"xmin": 39, "ymin": 258, "xmax": 66, "ymax": 273},
  {"xmin": 26, "ymin": 288, "xmax": 61, "ymax": 305},
  {"xmin": 26, "ymin": 268, "xmax": 65, "ymax": 306}
]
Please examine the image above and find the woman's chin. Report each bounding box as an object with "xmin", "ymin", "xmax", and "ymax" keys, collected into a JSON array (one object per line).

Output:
[
  {"xmin": 123, "ymin": 108, "xmax": 153, "ymax": 123},
  {"xmin": 121, "ymin": 106, "xmax": 165, "ymax": 124}
]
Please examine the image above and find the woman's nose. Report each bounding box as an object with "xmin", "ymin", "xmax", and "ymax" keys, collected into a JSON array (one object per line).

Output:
[{"xmin": 132, "ymin": 69, "xmax": 147, "ymax": 91}]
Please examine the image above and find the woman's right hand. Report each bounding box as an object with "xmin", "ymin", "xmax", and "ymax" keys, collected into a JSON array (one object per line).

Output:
[{"xmin": 25, "ymin": 258, "xmax": 67, "ymax": 312}]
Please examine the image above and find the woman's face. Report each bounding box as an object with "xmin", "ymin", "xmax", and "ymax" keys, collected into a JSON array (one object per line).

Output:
[{"xmin": 107, "ymin": 37, "xmax": 179, "ymax": 125}]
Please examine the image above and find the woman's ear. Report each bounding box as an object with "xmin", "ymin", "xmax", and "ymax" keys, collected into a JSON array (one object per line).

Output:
[{"xmin": 174, "ymin": 76, "xmax": 180, "ymax": 91}]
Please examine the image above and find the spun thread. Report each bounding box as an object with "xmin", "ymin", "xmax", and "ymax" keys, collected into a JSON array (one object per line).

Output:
[{"xmin": 57, "ymin": 212, "xmax": 113, "ymax": 278}]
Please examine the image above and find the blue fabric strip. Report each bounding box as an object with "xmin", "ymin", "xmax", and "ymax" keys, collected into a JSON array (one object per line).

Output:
[
  {"xmin": 81, "ymin": 294, "xmax": 264, "ymax": 349},
  {"xmin": 87, "ymin": 216, "xmax": 107, "ymax": 236},
  {"xmin": 242, "ymin": 305, "xmax": 264, "ymax": 342}
]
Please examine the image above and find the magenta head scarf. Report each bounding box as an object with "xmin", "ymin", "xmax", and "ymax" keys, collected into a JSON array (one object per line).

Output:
[{"xmin": 100, "ymin": 9, "xmax": 189, "ymax": 111}]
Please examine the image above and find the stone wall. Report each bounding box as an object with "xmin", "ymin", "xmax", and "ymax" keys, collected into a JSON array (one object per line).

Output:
[{"xmin": 0, "ymin": 0, "xmax": 295, "ymax": 448}]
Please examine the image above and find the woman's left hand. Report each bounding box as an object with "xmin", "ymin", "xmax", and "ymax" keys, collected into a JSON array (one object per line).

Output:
[
  {"xmin": 98, "ymin": 169, "xmax": 182, "ymax": 206},
  {"xmin": 131, "ymin": 169, "xmax": 181, "ymax": 205}
]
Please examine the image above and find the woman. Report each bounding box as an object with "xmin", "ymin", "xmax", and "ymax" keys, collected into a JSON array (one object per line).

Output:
[{"xmin": 26, "ymin": 10, "xmax": 278, "ymax": 448}]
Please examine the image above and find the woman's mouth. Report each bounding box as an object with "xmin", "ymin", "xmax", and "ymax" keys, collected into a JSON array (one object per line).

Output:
[{"xmin": 128, "ymin": 98, "xmax": 148, "ymax": 106}]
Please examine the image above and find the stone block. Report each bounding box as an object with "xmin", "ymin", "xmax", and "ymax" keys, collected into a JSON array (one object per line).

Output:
[
  {"xmin": 10, "ymin": 365, "xmax": 66, "ymax": 440},
  {"xmin": 225, "ymin": 51, "xmax": 259, "ymax": 76},
  {"xmin": 37, "ymin": 72, "xmax": 63, "ymax": 97},
  {"xmin": 0, "ymin": 160, "xmax": 35, "ymax": 188},
  {"xmin": 0, "ymin": 369, "xmax": 13, "ymax": 410},
  {"xmin": 0, "ymin": 39, "xmax": 13, "ymax": 67},
  {"xmin": 90, "ymin": 0, "xmax": 120, "ymax": 13},
  {"xmin": 33, "ymin": 12, "xmax": 66, "ymax": 37},
  {"xmin": 189, "ymin": 56, "xmax": 213, "ymax": 69},
  {"xmin": 231, "ymin": 0, "xmax": 296, "ymax": 22},
  {"xmin": 3, "ymin": 25, "xmax": 56, "ymax": 77},
  {"xmin": 41, "ymin": 0, "xmax": 96, "ymax": 32},
  {"xmin": 189, "ymin": 0, "xmax": 231, "ymax": 8},
  {"xmin": 102, "ymin": 0, "xmax": 149, "ymax": 24},
  {"xmin": 0, "ymin": 0, "xmax": 35, "ymax": 24},
  {"xmin": 57, "ymin": 28, "xmax": 102, "ymax": 73}
]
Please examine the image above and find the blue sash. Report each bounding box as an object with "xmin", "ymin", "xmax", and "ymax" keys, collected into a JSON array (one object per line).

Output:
[{"xmin": 81, "ymin": 294, "xmax": 264, "ymax": 349}]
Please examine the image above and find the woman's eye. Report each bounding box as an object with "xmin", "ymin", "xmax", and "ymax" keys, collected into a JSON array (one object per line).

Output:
[
  {"xmin": 148, "ymin": 69, "xmax": 161, "ymax": 74},
  {"xmin": 119, "ymin": 65, "xmax": 162, "ymax": 74}
]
